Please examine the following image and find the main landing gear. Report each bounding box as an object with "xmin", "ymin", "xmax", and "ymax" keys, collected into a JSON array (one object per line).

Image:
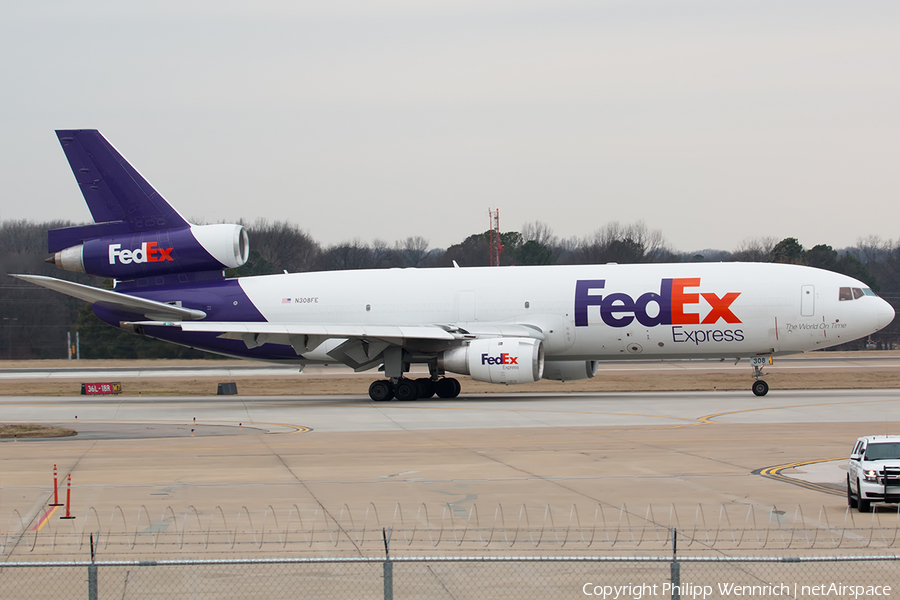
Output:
[
  {"xmin": 370, "ymin": 347, "xmax": 461, "ymax": 401},
  {"xmin": 368, "ymin": 377, "xmax": 461, "ymax": 401}
]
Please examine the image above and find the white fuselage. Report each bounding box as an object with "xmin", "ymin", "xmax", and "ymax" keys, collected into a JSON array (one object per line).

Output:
[{"xmin": 234, "ymin": 262, "xmax": 893, "ymax": 363}]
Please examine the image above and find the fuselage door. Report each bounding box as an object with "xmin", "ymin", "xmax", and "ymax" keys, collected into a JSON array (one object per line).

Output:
[
  {"xmin": 800, "ymin": 285, "xmax": 815, "ymax": 317},
  {"xmin": 458, "ymin": 291, "xmax": 476, "ymax": 322}
]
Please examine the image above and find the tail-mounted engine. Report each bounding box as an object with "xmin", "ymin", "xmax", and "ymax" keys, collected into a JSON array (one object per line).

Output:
[
  {"xmin": 542, "ymin": 360, "xmax": 598, "ymax": 382},
  {"xmin": 440, "ymin": 338, "xmax": 544, "ymax": 384},
  {"xmin": 48, "ymin": 224, "xmax": 249, "ymax": 280}
]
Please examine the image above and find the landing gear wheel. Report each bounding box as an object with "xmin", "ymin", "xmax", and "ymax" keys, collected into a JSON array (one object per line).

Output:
[
  {"xmin": 847, "ymin": 476, "xmax": 858, "ymax": 509},
  {"xmin": 435, "ymin": 377, "xmax": 461, "ymax": 399},
  {"xmin": 394, "ymin": 379, "xmax": 419, "ymax": 401},
  {"xmin": 752, "ymin": 380, "xmax": 769, "ymax": 397},
  {"xmin": 857, "ymin": 479, "xmax": 872, "ymax": 512},
  {"xmin": 368, "ymin": 380, "xmax": 394, "ymax": 402},
  {"xmin": 415, "ymin": 378, "xmax": 436, "ymax": 399}
]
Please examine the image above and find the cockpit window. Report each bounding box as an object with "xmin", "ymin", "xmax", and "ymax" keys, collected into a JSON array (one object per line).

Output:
[{"xmin": 839, "ymin": 287, "xmax": 869, "ymax": 301}]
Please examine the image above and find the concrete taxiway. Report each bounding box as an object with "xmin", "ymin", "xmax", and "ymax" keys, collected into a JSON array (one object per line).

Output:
[
  {"xmin": 2, "ymin": 354, "xmax": 900, "ymax": 380},
  {"xmin": 4, "ymin": 388, "xmax": 900, "ymax": 433},
  {"xmin": 3, "ymin": 387, "xmax": 900, "ymax": 551}
]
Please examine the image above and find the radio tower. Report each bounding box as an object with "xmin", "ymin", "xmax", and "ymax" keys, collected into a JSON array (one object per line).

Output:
[{"xmin": 488, "ymin": 208, "xmax": 502, "ymax": 267}]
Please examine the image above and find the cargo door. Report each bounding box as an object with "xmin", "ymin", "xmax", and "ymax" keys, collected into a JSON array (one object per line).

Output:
[{"xmin": 458, "ymin": 291, "xmax": 476, "ymax": 322}]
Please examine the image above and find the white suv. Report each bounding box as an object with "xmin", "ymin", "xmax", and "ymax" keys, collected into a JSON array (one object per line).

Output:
[{"xmin": 848, "ymin": 435, "xmax": 900, "ymax": 512}]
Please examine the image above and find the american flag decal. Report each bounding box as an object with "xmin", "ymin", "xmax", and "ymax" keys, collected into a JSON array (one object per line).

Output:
[{"xmin": 282, "ymin": 298, "xmax": 292, "ymax": 304}]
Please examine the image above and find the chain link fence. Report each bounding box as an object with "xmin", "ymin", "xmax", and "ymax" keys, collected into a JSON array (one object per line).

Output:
[
  {"xmin": 6, "ymin": 503, "xmax": 900, "ymax": 559},
  {"xmin": 2, "ymin": 554, "xmax": 899, "ymax": 599}
]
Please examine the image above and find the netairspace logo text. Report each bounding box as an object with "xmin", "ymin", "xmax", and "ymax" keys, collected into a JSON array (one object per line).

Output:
[{"xmin": 582, "ymin": 581, "xmax": 892, "ymax": 599}]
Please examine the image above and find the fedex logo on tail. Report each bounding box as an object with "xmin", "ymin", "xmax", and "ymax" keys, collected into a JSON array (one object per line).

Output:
[
  {"xmin": 108, "ymin": 242, "xmax": 174, "ymax": 265},
  {"xmin": 574, "ymin": 278, "xmax": 741, "ymax": 328},
  {"xmin": 482, "ymin": 353, "xmax": 519, "ymax": 365}
]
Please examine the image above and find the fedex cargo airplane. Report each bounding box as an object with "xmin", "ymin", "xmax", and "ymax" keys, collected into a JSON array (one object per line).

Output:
[{"xmin": 13, "ymin": 130, "xmax": 895, "ymax": 400}]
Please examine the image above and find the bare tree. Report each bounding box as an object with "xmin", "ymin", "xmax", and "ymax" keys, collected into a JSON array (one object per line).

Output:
[
  {"xmin": 243, "ymin": 219, "xmax": 320, "ymax": 273},
  {"xmin": 316, "ymin": 239, "xmax": 376, "ymax": 271},
  {"xmin": 732, "ymin": 237, "xmax": 778, "ymax": 262},
  {"xmin": 395, "ymin": 236, "xmax": 430, "ymax": 268},
  {"xmin": 851, "ymin": 235, "xmax": 892, "ymax": 266},
  {"xmin": 574, "ymin": 221, "xmax": 672, "ymax": 264},
  {"xmin": 520, "ymin": 221, "xmax": 558, "ymax": 247},
  {"xmin": 369, "ymin": 239, "xmax": 395, "ymax": 268}
]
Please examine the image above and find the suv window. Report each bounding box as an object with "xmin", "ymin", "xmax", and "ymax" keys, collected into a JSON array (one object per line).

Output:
[{"xmin": 864, "ymin": 443, "xmax": 900, "ymax": 461}]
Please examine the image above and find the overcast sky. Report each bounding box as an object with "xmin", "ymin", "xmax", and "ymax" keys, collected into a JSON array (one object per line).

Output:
[{"xmin": 1, "ymin": 1, "xmax": 898, "ymax": 254}]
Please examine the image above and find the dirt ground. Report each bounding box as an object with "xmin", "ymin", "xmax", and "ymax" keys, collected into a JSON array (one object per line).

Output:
[
  {"xmin": 0, "ymin": 423, "xmax": 76, "ymax": 438},
  {"xmin": 2, "ymin": 352, "xmax": 900, "ymax": 396}
]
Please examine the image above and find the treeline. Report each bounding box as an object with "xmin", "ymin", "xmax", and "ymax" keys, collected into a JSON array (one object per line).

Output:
[
  {"xmin": 1, "ymin": 219, "xmax": 899, "ymax": 360},
  {"xmin": 0, "ymin": 220, "xmax": 86, "ymax": 361},
  {"xmin": 232, "ymin": 219, "xmax": 675, "ymax": 273}
]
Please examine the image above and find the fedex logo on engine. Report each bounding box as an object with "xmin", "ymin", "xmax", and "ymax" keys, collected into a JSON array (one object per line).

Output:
[
  {"xmin": 108, "ymin": 242, "xmax": 174, "ymax": 265},
  {"xmin": 482, "ymin": 353, "xmax": 519, "ymax": 366},
  {"xmin": 574, "ymin": 278, "xmax": 741, "ymax": 328}
]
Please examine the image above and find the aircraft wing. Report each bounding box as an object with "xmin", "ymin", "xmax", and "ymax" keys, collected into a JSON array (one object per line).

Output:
[
  {"xmin": 128, "ymin": 320, "xmax": 543, "ymax": 342},
  {"xmin": 174, "ymin": 321, "xmax": 458, "ymax": 341},
  {"xmin": 10, "ymin": 274, "xmax": 207, "ymax": 321},
  {"xmin": 126, "ymin": 319, "xmax": 544, "ymax": 371}
]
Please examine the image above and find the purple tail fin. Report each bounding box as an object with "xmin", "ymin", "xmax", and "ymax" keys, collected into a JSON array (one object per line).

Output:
[{"xmin": 49, "ymin": 130, "xmax": 190, "ymax": 252}]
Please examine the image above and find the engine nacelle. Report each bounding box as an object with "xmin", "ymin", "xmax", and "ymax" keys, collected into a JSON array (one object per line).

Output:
[
  {"xmin": 440, "ymin": 338, "xmax": 544, "ymax": 384},
  {"xmin": 49, "ymin": 224, "xmax": 249, "ymax": 279},
  {"xmin": 542, "ymin": 360, "xmax": 598, "ymax": 382}
]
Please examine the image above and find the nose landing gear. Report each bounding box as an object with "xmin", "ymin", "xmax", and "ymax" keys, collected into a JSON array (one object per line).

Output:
[
  {"xmin": 750, "ymin": 356, "xmax": 770, "ymax": 396},
  {"xmin": 751, "ymin": 379, "xmax": 769, "ymax": 397}
]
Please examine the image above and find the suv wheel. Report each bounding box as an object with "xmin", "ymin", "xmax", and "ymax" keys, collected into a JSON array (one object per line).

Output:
[
  {"xmin": 847, "ymin": 476, "xmax": 858, "ymax": 509},
  {"xmin": 857, "ymin": 480, "xmax": 872, "ymax": 512}
]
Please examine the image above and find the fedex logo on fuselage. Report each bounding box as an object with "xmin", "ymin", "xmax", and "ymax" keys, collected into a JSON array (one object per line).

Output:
[
  {"xmin": 574, "ymin": 278, "xmax": 741, "ymax": 328},
  {"xmin": 482, "ymin": 353, "xmax": 519, "ymax": 365},
  {"xmin": 108, "ymin": 242, "xmax": 174, "ymax": 265}
]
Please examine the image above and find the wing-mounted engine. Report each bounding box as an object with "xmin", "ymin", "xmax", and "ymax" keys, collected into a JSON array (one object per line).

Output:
[
  {"xmin": 440, "ymin": 338, "xmax": 544, "ymax": 384},
  {"xmin": 48, "ymin": 224, "xmax": 249, "ymax": 280},
  {"xmin": 543, "ymin": 360, "xmax": 598, "ymax": 382}
]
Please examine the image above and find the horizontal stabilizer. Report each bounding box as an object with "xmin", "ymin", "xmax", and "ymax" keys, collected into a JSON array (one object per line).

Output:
[
  {"xmin": 49, "ymin": 221, "xmax": 134, "ymax": 253},
  {"xmin": 11, "ymin": 274, "xmax": 206, "ymax": 321}
]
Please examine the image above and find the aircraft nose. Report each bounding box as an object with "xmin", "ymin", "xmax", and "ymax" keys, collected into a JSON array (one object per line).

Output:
[{"xmin": 877, "ymin": 298, "xmax": 896, "ymax": 330}]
